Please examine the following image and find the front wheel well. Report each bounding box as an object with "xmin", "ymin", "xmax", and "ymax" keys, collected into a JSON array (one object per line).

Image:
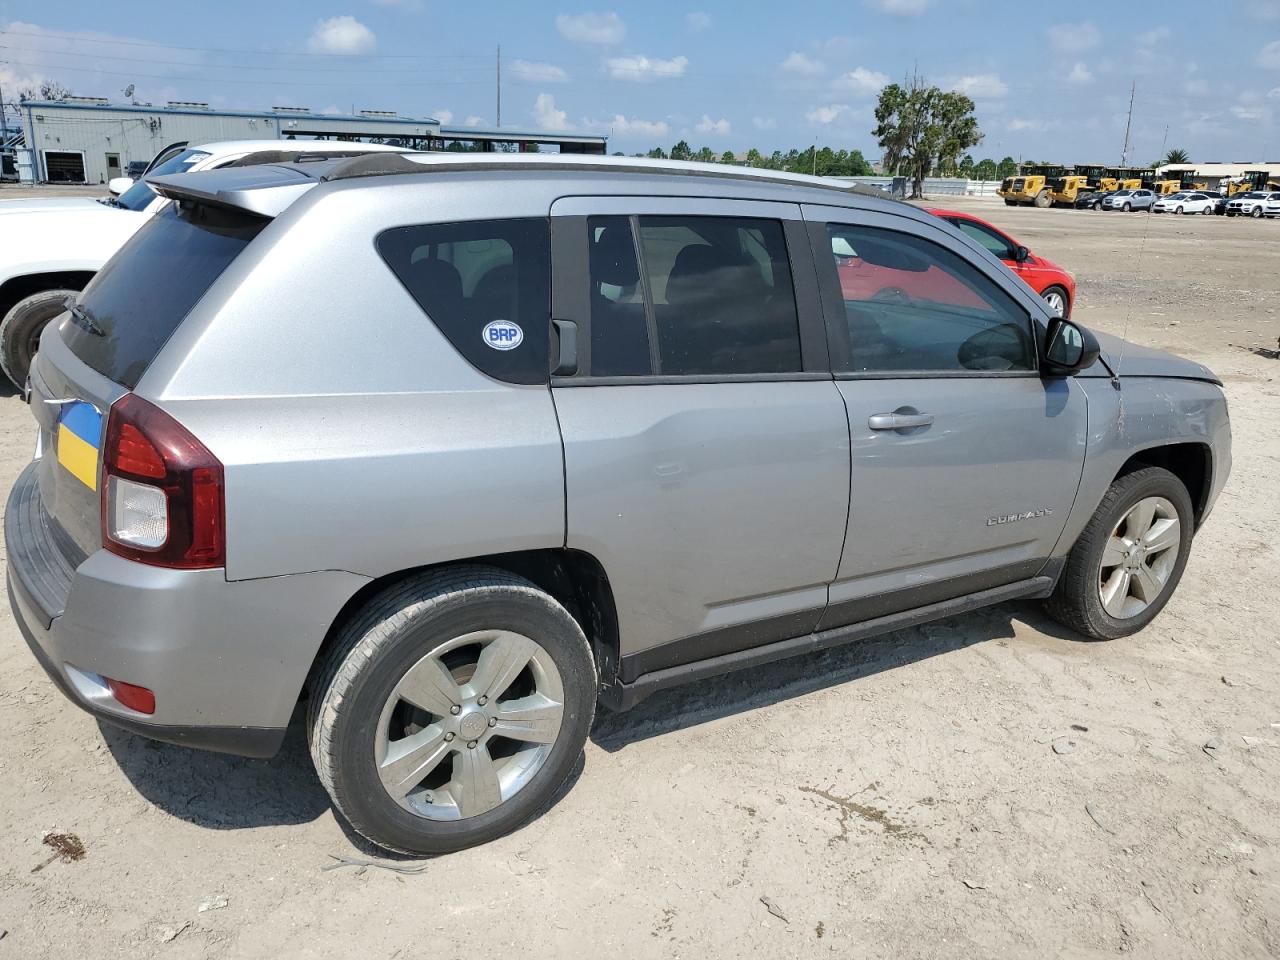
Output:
[
  {"xmin": 0, "ymin": 272, "xmax": 96, "ymax": 321},
  {"xmin": 305, "ymin": 549, "xmax": 622, "ymax": 701},
  {"xmin": 1116, "ymin": 443, "xmax": 1212, "ymax": 527}
]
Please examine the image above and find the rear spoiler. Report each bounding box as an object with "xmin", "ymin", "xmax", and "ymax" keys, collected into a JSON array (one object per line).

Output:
[{"xmin": 146, "ymin": 163, "xmax": 322, "ymax": 218}]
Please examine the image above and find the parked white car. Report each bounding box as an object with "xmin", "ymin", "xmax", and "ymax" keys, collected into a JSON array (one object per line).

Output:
[
  {"xmin": 0, "ymin": 139, "xmax": 407, "ymax": 386},
  {"xmin": 1263, "ymin": 195, "xmax": 1280, "ymax": 219},
  {"xmin": 1151, "ymin": 192, "xmax": 1217, "ymax": 215},
  {"xmin": 1224, "ymin": 191, "xmax": 1280, "ymax": 219}
]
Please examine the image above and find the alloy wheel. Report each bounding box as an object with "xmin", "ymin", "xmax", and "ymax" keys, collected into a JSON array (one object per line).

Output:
[
  {"xmin": 1098, "ymin": 496, "xmax": 1181, "ymax": 619},
  {"xmin": 374, "ymin": 630, "xmax": 565, "ymax": 821},
  {"xmin": 1042, "ymin": 290, "xmax": 1066, "ymax": 315}
]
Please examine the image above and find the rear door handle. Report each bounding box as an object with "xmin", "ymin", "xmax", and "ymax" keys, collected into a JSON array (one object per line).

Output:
[{"xmin": 868, "ymin": 412, "xmax": 934, "ymax": 430}]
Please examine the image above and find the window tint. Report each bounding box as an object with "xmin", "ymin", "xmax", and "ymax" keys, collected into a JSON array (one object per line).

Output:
[
  {"xmin": 584, "ymin": 215, "xmax": 801, "ymax": 377},
  {"xmin": 377, "ymin": 218, "xmax": 550, "ymax": 384},
  {"xmin": 586, "ymin": 216, "xmax": 651, "ymax": 376},
  {"xmin": 67, "ymin": 202, "xmax": 265, "ymax": 387},
  {"xmin": 948, "ymin": 218, "xmax": 1013, "ymax": 259},
  {"xmin": 825, "ymin": 223, "xmax": 1035, "ymax": 374}
]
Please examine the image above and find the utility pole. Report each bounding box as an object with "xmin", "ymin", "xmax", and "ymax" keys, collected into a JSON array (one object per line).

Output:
[
  {"xmin": 1120, "ymin": 80, "xmax": 1135, "ymax": 166},
  {"xmin": 811, "ymin": 144, "xmax": 817, "ymax": 176},
  {"xmin": 496, "ymin": 45, "xmax": 502, "ymax": 128},
  {"xmin": 0, "ymin": 78, "xmax": 8, "ymax": 143}
]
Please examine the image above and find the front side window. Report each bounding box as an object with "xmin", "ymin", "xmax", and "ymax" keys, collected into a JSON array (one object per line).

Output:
[
  {"xmin": 948, "ymin": 218, "xmax": 1014, "ymax": 259},
  {"xmin": 825, "ymin": 223, "xmax": 1036, "ymax": 375},
  {"xmin": 377, "ymin": 218, "xmax": 550, "ymax": 384},
  {"xmin": 583, "ymin": 215, "xmax": 802, "ymax": 377}
]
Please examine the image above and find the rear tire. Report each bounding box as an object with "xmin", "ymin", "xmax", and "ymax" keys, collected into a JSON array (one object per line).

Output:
[
  {"xmin": 308, "ymin": 566, "xmax": 597, "ymax": 855},
  {"xmin": 1033, "ymin": 189, "xmax": 1051, "ymax": 208},
  {"xmin": 0, "ymin": 288, "xmax": 78, "ymax": 388},
  {"xmin": 1044, "ymin": 467, "xmax": 1194, "ymax": 641},
  {"xmin": 1004, "ymin": 199, "xmax": 1016, "ymax": 206}
]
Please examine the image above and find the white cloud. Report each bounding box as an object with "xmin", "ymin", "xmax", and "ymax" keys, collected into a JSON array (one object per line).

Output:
[
  {"xmin": 556, "ymin": 12, "xmax": 626, "ymax": 44},
  {"xmin": 463, "ymin": 115, "xmax": 485, "ymax": 127},
  {"xmin": 950, "ymin": 73, "xmax": 1008, "ymax": 98},
  {"xmin": 753, "ymin": 116, "xmax": 777, "ymax": 130},
  {"xmin": 1006, "ymin": 117, "xmax": 1058, "ymax": 132},
  {"xmin": 1067, "ymin": 62, "xmax": 1093, "ymax": 85},
  {"xmin": 511, "ymin": 59, "xmax": 569, "ymax": 83},
  {"xmin": 1260, "ymin": 39, "xmax": 1280, "ymax": 69},
  {"xmin": 432, "ymin": 108, "xmax": 454, "ymax": 125},
  {"xmin": 686, "ymin": 11, "xmax": 712, "ymax": 30},
  {"xmin": 1048, "ymin": 22, "xmax": 1100, "ymax": 53},
  {"xmin": 1231, "ymin": 104, "xmax": 1270, "ymax": 121},
  {"xmin": 696, "ymin": 114, "xmax": 731, "ymax": 134},
  {"xmin": 1138, "ymin": 26, "xmax": 1170, "ymax": 45},
  {"xmin": 865, "ymin": 0, "xmax": 932, "ymax": 14},
  {"xmin": 834, "ymin": 66, "xmax": 889, "ymax": 94},
  {"xmin": 306, "ymin": 16, "xmax": 376, "ymax": 55},
  {"xmin": 604, "ymin": 114, "xmax": 670, "ymax": 137},
  {"xmin": 605, "ymin": 54, "xmax": 688, "ymax": 81},
  {"xmin": 806, "ymin": 103, "xmax": 848, "ymax": 124},
  {"xmin": 781, "ymin": 51, "xmax": 826, "ymax": 75},
  {"xmin": 533, "ymin": 93, "xmax": 572, "ymax": 130},
  {"xmin": 1269, "ymin": 86, "xmax": 1280, "ymax": 99}
]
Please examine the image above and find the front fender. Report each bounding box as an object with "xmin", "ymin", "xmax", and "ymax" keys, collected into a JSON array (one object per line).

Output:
[{"xmin": 1053, "ymin": 377, "xmax": 1231, "ymax": 555}]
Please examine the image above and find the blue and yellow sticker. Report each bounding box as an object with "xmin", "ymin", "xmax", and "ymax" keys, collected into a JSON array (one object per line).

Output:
[{"xmin": 56, "ymin": 401, "xmax": 102, "ymax": 491}]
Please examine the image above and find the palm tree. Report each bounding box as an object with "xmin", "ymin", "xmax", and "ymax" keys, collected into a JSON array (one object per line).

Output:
[{"xmin": 1163, "ymin": 148, "xmax": 1190, "ymax": 166}]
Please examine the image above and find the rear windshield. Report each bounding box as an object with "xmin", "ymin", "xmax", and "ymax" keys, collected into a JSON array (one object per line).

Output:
[
  {"xmin": 66, "ymin": 202, "xmax": 265, "ymax": 387},
  {"xmin": 115, "ymin": 149, "xmax": 211, "ymax": 212}
]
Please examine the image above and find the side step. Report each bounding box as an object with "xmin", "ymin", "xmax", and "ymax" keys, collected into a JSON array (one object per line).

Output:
[{"xmin": 600, "ymin": 576, "xmax": 1054, "ymax": 711}]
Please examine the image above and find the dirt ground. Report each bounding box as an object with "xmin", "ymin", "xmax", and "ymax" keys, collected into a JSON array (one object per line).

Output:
[{"xmin": 0, "ymin": 190, "xmax": 1277, "ymax": 960}]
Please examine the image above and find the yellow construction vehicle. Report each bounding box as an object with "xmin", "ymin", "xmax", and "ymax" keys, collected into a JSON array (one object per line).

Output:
[
  {"xmin": 1110, "ymin": 167, "xmax": 1153, "ymax": 190},
  {"xmin": 1225, "ymin": 170, "xmax": 1280, "ymax": 196},
  {"xmin": 998, "ymin": 164, "xmax": 1065, "ymax": 207},
  {"xmin": 1048, "ymin": 164, "xmax": 1105, "ymax": 205}
]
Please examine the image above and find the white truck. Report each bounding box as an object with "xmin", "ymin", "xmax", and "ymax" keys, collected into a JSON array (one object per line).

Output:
[{"xmin": 0, "ymin": 139, "xmax": 406, "ymax": 386}]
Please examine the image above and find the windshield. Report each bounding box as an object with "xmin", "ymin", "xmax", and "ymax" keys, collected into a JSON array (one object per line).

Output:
[
  {"xmin": 1114, "ymin": 190, "xmax": 1132, "ymax": 197},
  {"xmin": 114, "ymin": 149, "xmax": 212, "ymax": 212}
]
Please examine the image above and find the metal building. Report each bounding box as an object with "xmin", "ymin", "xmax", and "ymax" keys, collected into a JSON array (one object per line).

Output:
[{"xmin": 12, "ymin": 97, "xmax": 606, "ymax": 184}]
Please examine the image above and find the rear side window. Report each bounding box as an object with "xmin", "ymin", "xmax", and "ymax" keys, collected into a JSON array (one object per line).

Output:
[
  {"xmin": 67, "ymin": 202, "xmax": 265, "ymax": 388},
  {"xmin": 583, "ymin": 215, "xmax": 802, "ymax": 377},
  {"xmin": 377, "ymin": 218, "xmax": 550, "ymax": 385}
]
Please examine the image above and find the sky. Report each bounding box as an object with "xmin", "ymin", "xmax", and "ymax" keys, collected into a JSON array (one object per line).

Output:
[{"xmin": 1, "ymin": 0, "xmax": 1279, "ymax": 164}]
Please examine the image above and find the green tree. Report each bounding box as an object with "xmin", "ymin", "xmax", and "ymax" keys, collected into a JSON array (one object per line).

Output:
[
  {"xmin": 670, "ymin": 140, "xmax": 693, "ymax": 161},
  {"xmin": 646, "ymin": 146, "xmax": 668, "ymax": 159},
  {"xmin": 873, "ymin": 77, "xmax": 983, "ymax": 198},
  {"xmin": 694, "ymin": 146, "xmax": 716, "ymax": 163},
  {"xmin": 973, "ymin": 158, "xmax": 998, "ymax": 180},
  {"xmin": 744, "ymin": 147, "xmax": 764, "ymax": 167},
  {"xmin": 996, "ymin": 156, "xmax": 1018, "ymax": 179},
  {"xmin": 958, "ymin": 153, "xmax": 976, "ymax": 178},
  {"xmin": 720, "ymin": 150, "xmax": 736, "ymax": 164},
  {"xmin": 1162, "ymin": 147, "xmax": 1190, "ymax": 166}
]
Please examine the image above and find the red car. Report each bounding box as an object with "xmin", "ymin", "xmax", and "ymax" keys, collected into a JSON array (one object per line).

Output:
[{"xmin": 927, "ymin": 208, "xmax": 1076, "ymax": 317}]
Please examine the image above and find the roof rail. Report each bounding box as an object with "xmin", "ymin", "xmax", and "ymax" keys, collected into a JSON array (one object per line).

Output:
[{"xmin": 316, "ymin": 151, "xmax": 895, "ymax": 200}]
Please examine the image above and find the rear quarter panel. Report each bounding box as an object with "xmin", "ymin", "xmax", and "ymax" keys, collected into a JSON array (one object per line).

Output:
[{"xmin": 139, "ymin": 178, "xmax": 566, "ymax": 582}]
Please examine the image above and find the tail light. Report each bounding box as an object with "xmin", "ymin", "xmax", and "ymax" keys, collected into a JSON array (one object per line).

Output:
[{"xmin": 101, "ymin": 394, "xmax": 225, "ymax": 569}]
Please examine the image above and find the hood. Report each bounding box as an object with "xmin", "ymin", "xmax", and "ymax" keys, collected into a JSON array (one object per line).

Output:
[
  {"xmin": 0, "ymin": 205, "xmax": 149, "ymax": 279},
  {"xmin": 0, "ymin": 197, "xmax": 110, "ymax": 214},
  {"xmin": 1087, "ymin": 330, "xmax": 1219, "ymax": 383}
]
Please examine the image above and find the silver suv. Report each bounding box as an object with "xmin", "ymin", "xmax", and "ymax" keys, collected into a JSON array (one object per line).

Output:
[{"xmin": 5, "ymin": 154, "xmax": 1231, "ymax": 855}]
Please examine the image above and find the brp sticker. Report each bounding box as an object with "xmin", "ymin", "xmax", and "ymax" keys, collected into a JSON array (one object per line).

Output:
[{"xmin": 483, "ymin": 319, "xmax": 523, "ymax": 351}]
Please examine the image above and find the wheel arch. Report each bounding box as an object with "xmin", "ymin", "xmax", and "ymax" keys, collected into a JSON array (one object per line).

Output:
[
  {"xmin": 304, "ymin": 548, "xmax": 622, "ymax": 702},
  {"xmin": 0, "ymin": 271, "xmax": 96, "ymax": 321},
  {"xmin": 1114, "ymin": 441, "xmax": 1213, "ymax": 528}
]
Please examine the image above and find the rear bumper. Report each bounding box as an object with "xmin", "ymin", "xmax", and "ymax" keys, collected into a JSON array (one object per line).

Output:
[{"xmin": 5, "ymin": 461, "xmax": 370, "ymax": 757}]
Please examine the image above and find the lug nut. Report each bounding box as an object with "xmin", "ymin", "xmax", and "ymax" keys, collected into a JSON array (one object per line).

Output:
[
  {"xmin": 450, "ymin": 704, "xmax": 461, "ymax": 715},
  {"xmin": 444, "ymin": 732, "xmax": 455, "ymax": 742},
  {"xmin": 478, "ymin": 696, "xmax": 488, "ymax": 706},
  {"xmin": 488, "ymin": 717, "xmax": 497, "ymax": 727},
  {"xmin": 467, "ymin": 740, "xmax": 477, "ymax": 749}
]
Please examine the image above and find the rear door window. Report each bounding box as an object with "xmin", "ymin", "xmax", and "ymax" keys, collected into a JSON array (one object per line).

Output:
[
  {"xmin": 66, "ymin": 202, "xmax": 266, "ymax": 387},
  {"xmin": 582, "ymin": 214, "xmax": 802, "ymax": 377},
  {"xmin": 377, "ymin": 218, "xmax": 550, "ymax": 385},
  {"xmin": 947, "ymin": 218, "xmax": 1014, "ymax": 259}
]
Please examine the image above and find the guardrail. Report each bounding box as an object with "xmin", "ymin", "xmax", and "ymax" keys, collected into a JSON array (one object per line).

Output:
[{"xmin": 832, "ymin": 176, "xmax": 1003, "ymax": 198}]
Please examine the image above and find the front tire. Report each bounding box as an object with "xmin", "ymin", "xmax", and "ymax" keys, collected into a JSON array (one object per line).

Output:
[
  {"xmin": 1175, "ymin": 206, "xmax": 1184, "ymax": 215},
  {"xmin": 1034, "ymin": 189, "xmax": 1051, "ymax": 208},
  {"xmin": 0, "ymin": 288, "xmax": 79, "ymax": 388},
  {"xmin": 1041, "ymin": 285, "xmax": 1070, "ymax": 318},
  {"xmin": 309, "ymin": 566, "xmax": 597, "ymax": 855},
  {"xmin": 1122, "ymin": 202, "xmax": 1132, "ymax": 212},
  {"xmin": 1045, "ymin": 467, "xmax": 1194, "ymax": 640},
  {"xmin": 1251, "ymin": 206, "xmax": 1263, "ymax": 219}
]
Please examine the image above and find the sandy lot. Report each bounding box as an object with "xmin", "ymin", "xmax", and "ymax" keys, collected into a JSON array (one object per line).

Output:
[{"xmin": 0, "ymin": 192, "xmax": 1277, "ymax": 959}]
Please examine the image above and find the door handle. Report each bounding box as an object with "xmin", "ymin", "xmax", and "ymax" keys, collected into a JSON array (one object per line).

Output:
[{"xmin": 868, "ymin": 411, "xmax": 934, "ymax": 431}]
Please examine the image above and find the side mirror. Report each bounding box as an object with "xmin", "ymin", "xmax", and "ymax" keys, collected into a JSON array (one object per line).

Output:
[
  {"xmin": 1042, "ymin": 317, "xmax": 1100, "ymax": 377},
  {"xmin": 1014, "ymin": 245, "xmax": 1030, "ymax": 263},
  {"xmin": 107, "ymin": 176, "xmax": 134, "ymax": 197}
]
